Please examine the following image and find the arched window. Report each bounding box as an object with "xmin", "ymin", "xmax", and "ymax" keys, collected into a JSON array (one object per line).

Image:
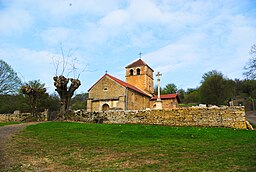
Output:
[
  {"xmin": 130, "ymin": 69, "xmax": 134, "ymax": 75},
  {"xmin": 136, "ymin": 68, "xmax": 140, "ymax": 75}
]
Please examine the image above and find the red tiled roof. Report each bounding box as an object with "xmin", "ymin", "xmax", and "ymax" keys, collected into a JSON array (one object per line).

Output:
[
  {"xmin": 126, "ymin": 59, "xmax": 147, "ymax": 68},
  {"xmin": 151, "ymin": 94, "xmax": 180, "ymax": 102},
  {"xmin": 125, "ymin": 59, "xmax": 154, "ymax": 71},
  {"xmin": 88, "ymin": 74, "xmax": 151, "ymax": 97}
]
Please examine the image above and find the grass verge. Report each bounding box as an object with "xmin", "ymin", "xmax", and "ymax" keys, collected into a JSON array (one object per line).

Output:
[
  {"xmin": 0, "ymin": 122, "xmax": 21, "ymax": 127},
  {"xmin": 3, "ymin": 122, "xmax": 256, "ymax": 171}
]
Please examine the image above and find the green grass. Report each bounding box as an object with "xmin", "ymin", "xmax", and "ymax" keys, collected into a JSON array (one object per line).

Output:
[
  {"xmin": 4, "ymin": 122, "xmax": 256, "ymax": 171},
  {"xmin": 0, "ymin": 122, "xmax": 21, "ymax": 127}
]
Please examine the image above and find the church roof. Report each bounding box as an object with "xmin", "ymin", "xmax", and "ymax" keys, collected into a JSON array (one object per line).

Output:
[
  {"xmin": 88, "ymin": 74, "xmax": 152, "ymax": 97},
  {"xmin": 151, "ymin": 94, "xmax": 181, "ymax": 103},
  {"xmin": 125, "ymin": 59, "xmax": 154, "ymax": 71}
]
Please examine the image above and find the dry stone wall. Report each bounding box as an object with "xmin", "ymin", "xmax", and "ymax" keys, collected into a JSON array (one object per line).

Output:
[
  {"xmin": 0, "ymin": 113, "xmax": 31, "ymax": 122},
  {"xmin": 0, "ymin": 110, "xmax": 48, "ymax": 122},
  {"xmin": 74, "ymin": 106, "xmax": 250, "ymax": 129},
  {"xmin": 1, "ymin": 107, "xmax": 252, "ymax": 129}
]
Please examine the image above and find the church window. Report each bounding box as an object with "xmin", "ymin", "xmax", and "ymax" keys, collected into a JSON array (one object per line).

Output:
[
  {"xmin": 103, "ymin": 87, "xmax": 108, "ymax": 91},
  {"xmin": 130, "ymin": 69, "xmax": 134, "ymax": 75},
  {"xmin": 136, "ymin": 68, "xmax": 140, "ymax": 75}
]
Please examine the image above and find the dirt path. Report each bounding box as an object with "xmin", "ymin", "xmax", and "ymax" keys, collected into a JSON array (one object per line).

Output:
[
  {"xmin": 0, "ymin": 122, "xmax": 40, "ymax": 170},
  {"xmin": 246, "ymin": 111, "xmax": 256, "ymax": 126}
]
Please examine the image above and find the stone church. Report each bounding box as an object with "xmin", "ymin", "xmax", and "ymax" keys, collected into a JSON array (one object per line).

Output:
[{"xmin": 87, "ymin": 59, "xmax": 180, "ymax": 112}]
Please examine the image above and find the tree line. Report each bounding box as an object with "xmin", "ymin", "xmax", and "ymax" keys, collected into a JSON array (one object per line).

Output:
[{"xmin": 157, "ymin": 71, "xmax": 256, "ymax": 108}]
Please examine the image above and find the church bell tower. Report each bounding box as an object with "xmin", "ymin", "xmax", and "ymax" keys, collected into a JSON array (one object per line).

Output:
[{"xmin": 125, "ymin": 58, "xmax": 154, "ymax": 96}]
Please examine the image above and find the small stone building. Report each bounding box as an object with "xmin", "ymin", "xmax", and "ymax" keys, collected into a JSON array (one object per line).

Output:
[
  {"xmin": 87, "ymin": 59, "xmax": 180, "ymax": 112},
  {"xmin": 150, "ymin": 94, "xmax": 180, "ymax": 109}
]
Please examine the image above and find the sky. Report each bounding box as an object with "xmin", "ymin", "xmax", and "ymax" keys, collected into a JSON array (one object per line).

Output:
[{"xmin": 0, "ymin": 0, "xmax": 256, "ymax": 94}]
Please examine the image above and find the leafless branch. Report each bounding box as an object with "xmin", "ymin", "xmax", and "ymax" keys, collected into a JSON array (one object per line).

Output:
[
  {"xmin": 51, "ymin": 56, "xmax": 60, "ymax": 76},
  {"xmin": 77, "ymin": 64, "xmax": 89, "ymax": 79},
  {"xmin": 51, "ymin": 43, "xmax": 89, "ymax": 79},
  {"xmin": 60, "ymin": 45, "xmax": 68, "ymax": 75}
]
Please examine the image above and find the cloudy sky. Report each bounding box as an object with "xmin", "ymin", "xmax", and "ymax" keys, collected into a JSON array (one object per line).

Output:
[{"xmin": 1, "ymin": 0, "xmax": 256, "ymax": 94}]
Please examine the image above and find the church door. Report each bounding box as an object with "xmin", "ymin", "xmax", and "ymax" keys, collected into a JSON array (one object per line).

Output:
[{"xmin": 102, "ymin": 104, "xmax": 110, "ymax": 111}]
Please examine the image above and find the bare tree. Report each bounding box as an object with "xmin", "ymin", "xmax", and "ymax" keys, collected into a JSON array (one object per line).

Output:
[
  {"xmin": 244, "ymin": 44, "xmax": 256, "ymax": 79},
  {"xmin": 52, "ymin": 45, "xmax": 82, "ymax": 117},
  {"xmin": 0, "ymin": 59, "xmax": 22, "ymax": 94}
]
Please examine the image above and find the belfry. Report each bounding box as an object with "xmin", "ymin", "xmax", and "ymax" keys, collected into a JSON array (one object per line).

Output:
[{"xmin": 125, "ymin": 59, "xmax": 154, "ymax": 96}]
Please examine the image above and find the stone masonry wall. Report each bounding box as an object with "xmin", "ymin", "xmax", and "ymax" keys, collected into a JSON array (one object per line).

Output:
[
  {"xmin": 74, "ymin": 106, "xmax": 249, "ymax": 129},
  {"xmin": 1, "ymin": 106, "xmax": 251, "ymax": 130},
  {"xmin": 0, "ymin": 110, "xmax": 48, "ymax": 122},
  {"xmin": 0, "ymin": 113, "xmax": 31, "ymax": 122}
]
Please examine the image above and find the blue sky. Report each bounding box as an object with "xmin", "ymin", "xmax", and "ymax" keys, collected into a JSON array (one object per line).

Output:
[{"xmin": 1, "ymin": 0, "xmax": 256, "ymax": 94}]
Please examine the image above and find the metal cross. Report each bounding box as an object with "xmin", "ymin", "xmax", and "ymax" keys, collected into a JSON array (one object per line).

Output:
[
  {"xmin": 138, "ymin": 52, "xmax": 142, "ymax": 59},
  {"xmin": 105, "ymin": 70, "xmax": 108, "ymax": 74}
]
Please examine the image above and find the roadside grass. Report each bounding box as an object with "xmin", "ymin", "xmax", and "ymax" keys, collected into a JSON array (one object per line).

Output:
[
  {"xmin": 3, "ymin": 122, "xmax": 256, "ymax": 171},
  {"xmin": 0, "ymin": 122, "xmax": 21, "ymax": 127}
]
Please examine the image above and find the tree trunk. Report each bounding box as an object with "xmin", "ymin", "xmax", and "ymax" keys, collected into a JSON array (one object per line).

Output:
[{"xmin": 53, "ymin": 75, "xmax": 81, "ymax": 118}]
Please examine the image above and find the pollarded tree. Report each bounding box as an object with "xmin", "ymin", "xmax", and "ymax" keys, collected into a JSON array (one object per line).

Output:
[
  {"xmin": 21, "ymin": 80, "xmax": 46, "ymax": 117},
  {"xmin": 244, "ymin": 44, "xmax": 256, "ymax": 79},
  {"xmin": 0, "ymin": 59, "xmax": 22, "ymax": 94},
  {"xmin": 53, "ymin": 76, "xmax": 81, "ymax": 116},
  {"xmin": 52, "ymin": 46, "xmax": 82, "ymax": 117}
]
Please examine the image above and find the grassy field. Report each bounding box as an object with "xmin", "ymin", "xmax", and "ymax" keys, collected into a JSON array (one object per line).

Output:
[
  {"xmin": 0, "ymin": 122, "xmax": 21, "ymax": 127},
  {"xmin": 3, "ymin": 122, "xmax": 256, "ymax": 171}
]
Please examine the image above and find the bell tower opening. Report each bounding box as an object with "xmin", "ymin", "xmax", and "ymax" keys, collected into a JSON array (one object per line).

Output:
[
  {"xmin": 136, "ymin": 68, "xmax": 141, "ymax": 75},
  {"xmin": 130, "ymin": 69, "xmax": 134, "ymax": 76}
]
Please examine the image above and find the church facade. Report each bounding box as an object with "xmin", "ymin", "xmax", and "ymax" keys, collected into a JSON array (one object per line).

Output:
[{"xmin": 87, "ymin": 59, "xmax": 180, "ymax": 112}]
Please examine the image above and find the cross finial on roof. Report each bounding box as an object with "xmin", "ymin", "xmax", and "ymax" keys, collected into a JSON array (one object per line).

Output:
[
  {"xmin": 105, "ymin": 70, "xmax": 108, "ymax": 74},
  {"xmin": 138, "ymin": 51, "xmax": 142, "ymax": 59}
]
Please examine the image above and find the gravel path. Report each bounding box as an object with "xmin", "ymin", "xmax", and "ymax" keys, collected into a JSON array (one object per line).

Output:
[{"xmin": 0, "ymin": 122, "xmax": 39, "ymax": 170}]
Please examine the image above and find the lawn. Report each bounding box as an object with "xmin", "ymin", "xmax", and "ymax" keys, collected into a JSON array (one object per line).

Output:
[
  {"xmin": 0, "ymin": 122, "xmax": 21, "ymax": 127},
  {"xmin": 3, "ymin": 122, "xmax": 256, "ymax": 171}
]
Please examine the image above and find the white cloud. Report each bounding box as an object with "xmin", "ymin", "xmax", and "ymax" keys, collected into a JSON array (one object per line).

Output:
[
  {"xmin": 145, "ymin": 33, "xmax": 206, "ymax": 71},
  {"xmin": 128, "ymin": 0, "xmax": 163, "ymax": 22},
  {"xmin": 40, "ymin": 27, "xmax": 75, "ymax": 46},
  {"xmin": 0, "ymin": 8, "xmax": 33, "ymax": 36},
  {"xmin": 99, "ymin": 9, "xmax": 129, "ymax": 27}
]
